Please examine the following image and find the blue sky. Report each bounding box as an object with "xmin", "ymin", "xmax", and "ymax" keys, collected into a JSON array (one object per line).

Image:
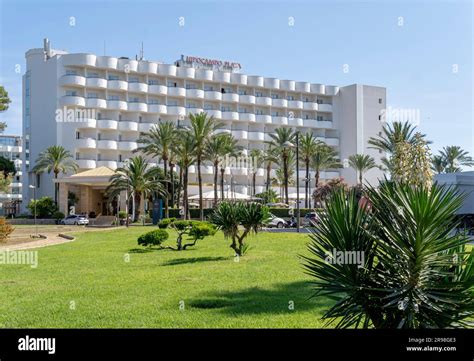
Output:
[{"xmin": 0, "ymin": 0, "xmax": 472, "ymax": 161}]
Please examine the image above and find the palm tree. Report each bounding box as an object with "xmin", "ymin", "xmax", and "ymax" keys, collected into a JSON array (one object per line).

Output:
[
  {"xmin": 136, "ymin": 121, "xmax": 177, "ymax": 217},
  {"xmin": 106, "ymin": 156, "xmax": 165, "ymax": 221},
  {"xmin": 266, "ymin": 127, "xmax": 296, "ymax": 204},
  {"xmin": 348, "ymin": 154, "xmax": 378, "ymax": 184},
  {"xmin": 310, "ymin": 143, "xmax": 341, "ymax": 194},
  {"xmin": 263, "ymin": 146, "xmax": 279, "ymax": 193},
  {"xmin": 431, "ymin": 155, "xmax": 446, "ymax": 174},
  {"xmin": 205, "ymin": 133, "xmax": 233, "ymax": 206},
  {"xmin": 439, "ymin": 146, "xmax": 474, "ymax": 173},
  {"xmin": 368, "ymin": 121, "xmax": 430, "ymax": 172},
  {"xmin": 218, "ymin": 135, "xmax": 241, "ymax": 201},
  {"xmin": 33, "ymin": 145, "xmax": 78, "ymax": 206},
  {"xmin": 249, "ymin": 149, "xmax": 264, "ymax": 197},
  {"xmin": 299, "ymin": 133, "xmax": 320, "ymax": 208},
  {"xmin": 189, "ymin": 112, "xmax": 222, "ymax": 220},
  {"xmin": 172, "ymin": 130, "xmax": 196, "ymax": 219}
]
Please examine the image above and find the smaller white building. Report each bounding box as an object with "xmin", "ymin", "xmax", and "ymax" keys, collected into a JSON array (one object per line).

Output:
[
  {"xmin": 0, "ymin": 135, "xmax": 23, "ymax": 216},
  {"xmin": 434, "ymin": 171, "xmax": 474, "ymax": 215}
]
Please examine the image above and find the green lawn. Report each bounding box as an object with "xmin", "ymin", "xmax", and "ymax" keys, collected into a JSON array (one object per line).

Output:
[{"xmin": 0, "ymin": 227, "xmax": 331, "ymax": 328}]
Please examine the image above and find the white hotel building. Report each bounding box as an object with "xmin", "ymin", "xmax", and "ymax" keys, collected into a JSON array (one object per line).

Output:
[{"xmin": 22, "ymin": 40, "xmax": 385, "ymax": 215}]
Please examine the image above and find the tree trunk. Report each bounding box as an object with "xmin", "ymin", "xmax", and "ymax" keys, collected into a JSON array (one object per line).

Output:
[
  {"xmin": 54, "ymin": 172, "xmax": 59, "ymax": 207},
  {"xmin": 220, "ymin": 168, "xmax": 225, "ymax": 201},
  {"xmin": 305, "ymin": 159, "xmax": 309, "ymax": 208},
  {"xmin": 252, "ymin": 172, "xmax": 256, "ymax": 196},
  {"xmin": 131, "ymin": 193, "xmax": 136, "ymax": 222},
  {"xmin": 170, "ymin": 162, "xmax": 175, "ymax": 209},
  {"xmin": 266, "ymin": 163, "xmax": 271, "ymax": 192},
  {"xmin": 213, "ymin": 161, "xmax": 218, "ymax": 207},
  {"xmin": 183, "ymin": 166, "xmax": 189, "ymax": 220},
  {"xmin": 283, "ymin": 155, "xmax": 289, "ymax": 205},
  {"xmin": 197, "ymin": 156, "xmax": 204, "ymax": 221},
  {"xmin": 140, "ymin": 192, "xmax": 146, "ymax": 225},
  {"xmin": 314, "ymin": 169, "xmax": 320, "ymax": 207},
  {"xmin": 359, "ymin": 170, "xmax": 363, "ymax": 185},
  {"xmin": 177, "ymin": 166, "xmax": 183, "ymax": 211},
  {"xmin": 163, "ymin": 157, "xmax": 169, "ymax": 218}
]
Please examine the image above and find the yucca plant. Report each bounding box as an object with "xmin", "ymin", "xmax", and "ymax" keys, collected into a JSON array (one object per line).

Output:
[
  {"xmin": 303, "ymin": 181, "xmax": 474, "ymax": 328},
  {"xmin": 209, "ymin": 201, "xmax": 270, "ymax": 256}
]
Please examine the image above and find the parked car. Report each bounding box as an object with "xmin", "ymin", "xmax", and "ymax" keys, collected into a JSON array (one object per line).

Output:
[
  {"xmin": 60, "ymin": 214, "xmax": 89, "ymax": 225},
  {"xmin": 303, "ymin": 212, "xmax": 318, "ymax": 226},
  {"xmin": 265, "ymin": 213, "xmax": 287, "ymax": 228}
]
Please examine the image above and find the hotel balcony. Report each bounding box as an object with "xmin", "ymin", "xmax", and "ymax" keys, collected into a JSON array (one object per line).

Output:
[
  {"xmin": 213, "ymin": 71, "xmax": 230, "ymax": 83},
  {"xmin": 76, "ymin": 159, "xmax": 97, "ymax": 169},
  {"xmin": 231, "ymin": 73, "xmax": 247, "ymax": 85},
  {"xmin": 273, "ymin": 116, "xmax": 288, "ymax": 126},
  {"xmin": 60, "ymin": 75, "xmax": 86, "ymax": 87},
  {"xmin": 117, "ymin": 58, "xmax": 138, "ymax": 73},
  {"xmin": 303, "ymin": 102, "xmax": 318, "ymax": 111},
  {"xmin": 62, "ymin": 53, "xmax": 96, "ymax": 67},
  {"xmin": 296, "ymin": 81, "xmax": 311, "ymax": 93},
  {"xmin": 118, "ymin": 121, "xmax": 139, "ymax": 132},
  {"xmin": 97, "ymin": 140, "xmax": 118, "ymax": 150},
  {"xmin": 272, "ymin": 98, "xmax": 287, "ymax": 108},
  {"xmin": 195, "ymin": 69, "xmax": 213, "ymax": 81},
  {"xmin": 206, "ymin": 109, "xmax": 222, "ymax": 119},
  {"xmin": 256, "ymin": 114, "xmax": 272, "ymax": 124},
  {"xmin": 188, "ymin": 165, "xmax": 213, "ymax": 175},
  {"xmin": 86, "ymin": 77, "xmax": 107, "ymax": 89},
  {"xmin": 238, "ymin": 113, "xmax": 255, "ymax": 122},
  {"xmin": 318, "ymin": 103, "xmax": 333, "ymax": 112},
  {"xmin": 86, "ymin": 98, "xmax": 107, "ymax": 109},
  {"xmin": 230, "ymin": 167, "xmax": 248, "ymax": 176},
  {"xmin": 214, "ymin": 128, "xmax": 231, "ymax": 135},
  {"xmin": 289, "ymin": 117, "xmax": 303, "ymax": 127},
  {"xmin": 325, "ymin": 137, "xmax": 339, "ymax": 147},
  {"xmin": 107, "ymin": 100, "xmax": 127, "ymax": 110},
  {"xmin": 128, "ymin": 82, "xmax": 148, "ymax": 93},
  {"xmin": 325, "ymin": 86, "xmax": 339, "ymax": 96},
  {"xmin": 177, "ymin": 67, "xmax": 195, "ymax": 78},
  {"xmin": 128, "ymin": 102, "xmax": 147, "ymax": 112},
  {"xmin": 97, "ymin": 56, "xmax": 118, "ymax": 69},
  {"xmin": 97, "ymin": 119, "xmax": 118, "ymax": 130},
  {"xmin": 280, "ymin": 80, "xmax": 295, "ymax": 91},
  {"xmin": 311, "ymin": 84, "xmax": 325, "ymax": 94},
  {"xmin": 204, "ymin": 91, "xmax": 222, "ymax": 101},
  {"xmin": 167, "ymin": 105, "xmax": 186, "ymax": 116},
  {"xmin": 118, "ymin": 141, "xmax": 138, "ymax": 151},
  {"xmin": 60, "ymin": 95, "xmax": 85, "ymax": 107},
  {"xmin": 316, "ymin": 120, "xmax": 333, "ymax": 129},
  {"xmin": 247, "ymin": 76, "xmax": 264, "ymax": 87},
  {"xmin": 97, "ymin": 160, "xmax": 118, "ymax": 169},
  {"xmin": 239, "ymin": 95, "xmax": 256, "ymax": 105},
  {"xmin": 148, "ymin": 104, "xmax": 167, "ymax": 114},
  {"xmin": 138, "ymin": 61, "xmax": 158, "ymax": 74},
  {"xmin": 138, "ymin": 123, "xmax": 156, "ymax": 132},
  {"xmin": 75, "ymin": 138, "xmax": 97, "ymax": 149},
  {"xmin": 222, "ymin": 111, "xmax": 239, "ymax": 121},
  {"xmin": 186, "ymin": 107, "xmax": 204, "ymax": 116},
  {"xmin": 158, "ymin": 64, "xmax": 177, "ymax": 77},
  {"xmin": 256, "ymin": 96, "xmax": 272, "ymax": 106},
  {"xmin": 222, "ymin": 93, "xmax": 239, "ymax": 103},
  {"xmin": 186, "ymin": 89, "xmax": 205, "ymax": 99},
  {"xmin": 303, "ymin": 118, "xmax": 315, "ymax": 127},
  {"xmin": 248, "ymin": 131, "xmax": 265, "ymax": 141},
  {"xmin": 232, "ymin": 130, "xmax": 248, "ymax": 140},
  {"xmin": 148, "ymin": 84, "xmax": 167, "ymax": 95},
  {"xmin": 288, "ymin": 100, "xmax": 303, "ymax": 109},
  {"xmin": 167, "ymin": 87, "xmax": 186, "ymax": 97},
  {"xmin": 264, "ymin": 78, "xmax": 279, "ymax": 89},
  {"xmin": 108, "ymin": 80, "xmax": 128, "ymax": 91}
]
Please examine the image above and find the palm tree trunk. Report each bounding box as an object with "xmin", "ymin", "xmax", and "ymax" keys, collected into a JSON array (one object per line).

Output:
[
  {"xmin": 283, "ymin": 155, "xmax": 289, "ymax": 205},
  {"xmin": 220, "ymin": 168, "xmax": 225, "ymax": 201},
  {"xmin": 169, "ymin": 162, "xmax": 175, "ymax": 209},
  {"xmin": 140, "ymin": 192, "xmax": 146, "ymax": 224},
  {"xmin": 163, "ymin": 158, "xmax": 169, "ymax": 218},
  {"xmin": 305, "ymin": 159, "xmax": 309, "ymax": 208},
  {"xmin": 266, "ymin": 163, "xmax": 271, "ymax": 192},
  {"xmin": 252, "ymin": 172, "xmax": 256, "ymax": 196},
  {"xmin": 54, "ymin": 171, "xmax": 59, "ymax": 206},
  {"xmin": 131, "ymin": 193, "xmax": 136, "ymax": 222},
  {"xmin": 359, "ymin": 170, "xmax": 363, "ymax": 185},
  {"xmin": 213, "ymin": 161, "xmax": 218, "ymax": 207},
  {"xmin": 183, "ymin": 166, "xmax": 189, "ymax": 220},
  {"xmin": 197, "ymin": 156, "xmax": 204, "ymax": 220},
  {"xmin": 314, "ymin": 169, "xmax": 320, "ymax": 207},
  {"xmin": 177, "ymin": 166, "xmax": 183, "ymax": 210}
]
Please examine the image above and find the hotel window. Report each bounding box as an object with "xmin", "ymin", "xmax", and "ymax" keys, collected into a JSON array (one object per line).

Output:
[
  {"xmin": 378, "ymin": 98, "xmax": 383, "ymax": 104},
  {"xmin": 118, "ymin": 135, "xmax": 122, "ymax": 141},
  {"xmin": 148, "ymin": 99, "xmax": 159, "ymax": 105},
  {"xmin": 65, "ymin": 69, "xmax": 77, "ymax": 76},
  {"xmin": 118, "ymin": 115, "xmax": 122, "ymax": 121},
  {"xmin": 97, "ymin": 113, "xmax": 102, "ymax": 120},
  {"xmin": 129, "ymin": 76, "xmax": 139, "ymax": 83},
  {"xmin": 66, "ymin": 90, "xmax": 77, "ymax": 96},
  {"xmin": 271, "ymin": 94, "xmax": 279, "ymax": 99},
  {"xmin": 129, "ymin": 97, "xmax": 139, "ymax": 103},
  {"xmin": 98, "ymin": 133, "xmax": 101, "ymax": 140},
  {"xmin": 108, "ymin": 75, "xmax": 119, "ymax": 81},
  {"xmin": 139, "ymin": 116, "xmax": 142, "ymax": 123},
  {"xmin": 256, "ymin": 109, "xmax": 263, "ymax": 115},
  {"xmin": 238, "ymin": 89, "xmax": 247, "ymax": 96},
  {"xmin": 119, "ymin": 154, "xmax": 122, "ymax": 162},
  {"xmin": 167, "ymin": 100, "xmax": 178, "ymax": 106},
  {"xmin": 255, "ymin": 92, "xmax": 263, "ymax": 97},
  {"xmin": 88, "ymin": 72, "xmax": 99, "ymax": 78},
  {"xmin": 316, "ymin": 99, "xmax": 323, "ymax": 104},
  {"xmin": 87, "ymin": 92, "xmax": 98, "ymax": 99},
  {"xmin": 148, "ymin": 79, "xmax": 159, "ymax": 85},
  {"xmin": 204, "ymin": 84, "xmax": 214, "ymax": 91},
  {"xmin": 305, "ymin": 114, "xmax": 309, "ymax": 119},
  {"xmin": 287, "ymin": 95, "xmax": 294, "ymax": 101},
  {"xmin": 76, "ymin": 131, "xmax": 80, "ymax": 139},
  {"xmin": 271, "ymin": 111, "xmax": 280, "ymax": 116},
  {"xmin": 239, "ymin": 107, "xmax": 248, "ymax": 113},
  {"xmin": 186, "ymin": 102, "xmax": 197, "ymax": 108},
  {"xmin": 167, "ymin": 81, "xmax": 177, "ymax": 87},
  {"xmin": 185, "ymin": 83, "xmax": 197, "ymax": 90},
  {"xmin": 221, "ymin": 105, "xmax": 231, "ymax": 112},
  {"xmin": 36, "ymin": 174, "xmax": 40, "ymax": 188},
  {"xmin": 317, "ymin": 116, "xmax": 323, "ymax": 121},
  {"xmin": 204, "ymin": 104, "xmax": 213, "ymax": 110},
  {"xmin": 108, "ymin": 95, "xmax": 120, "ymax": 101}
]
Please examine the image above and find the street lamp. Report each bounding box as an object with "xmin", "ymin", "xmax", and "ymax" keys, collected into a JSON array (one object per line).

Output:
[
  {"xmin": 284, "ymin": 132, "xmax": 300, "ymax": 233},
  {"xmin": 28, "ymin": 184, "xmax": 37, "ymax": 237}
]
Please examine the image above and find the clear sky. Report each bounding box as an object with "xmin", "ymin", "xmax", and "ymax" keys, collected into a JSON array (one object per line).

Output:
[{"xmin": 0, "ymin": 0, "xmax": 472, "ymax": 163}]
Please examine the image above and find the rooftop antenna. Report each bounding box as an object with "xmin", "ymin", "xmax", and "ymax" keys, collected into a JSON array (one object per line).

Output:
[{"xmin": 139, "ymin": 42, "xmax": 144, "ymax": 60}]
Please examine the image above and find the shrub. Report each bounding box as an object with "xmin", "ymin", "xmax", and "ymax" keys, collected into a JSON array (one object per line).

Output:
[
  {"xmin": 0, "ymin": 217, "xmax": 14, "ymax": 243},
  {"xmin": 118, "ymin": 211, "xmax": 127, "ymax": 219},
  {"xmin": 137, "ymin": 229, "xmax": 169, "ymax": 248},
  {"xmin": 158, "ymin": 217, "xmax": 176, "ymax": 229},
  {"xmin": 303, "ymin": 181, "xmax": 474, "ymax": 329},
  {"xmin": 53, "ymin": 211, "xmax": 65, "ymax": 221},
  {"xmin": 27, "ymin": 197, "xmax": 57, "ymax": 218}
]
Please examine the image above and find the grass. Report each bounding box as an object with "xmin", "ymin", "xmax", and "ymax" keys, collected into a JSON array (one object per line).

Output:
[{"xmin": 0, "ymin": 226, "xmax": 331, "ymax": 328}]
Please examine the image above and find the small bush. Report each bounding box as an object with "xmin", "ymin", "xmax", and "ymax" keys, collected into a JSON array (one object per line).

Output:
[
  {"xmin": 158, "ymin": 217, "xmax": 176, "ymax": 229},
  {"xmin": 137, "ymin": 229, "xmax": 169, "ymax": 248},
  {"xmin": 0, "ymin": 217, "xmax": 14, "ymax": 243},
  {"xmin": 53, "ymin": 211, "xmax": 65, "ymax": 221},
  {"xmin": 118, "ymin": 211, "xmax": 127, "ymax": 219},
  {"xmin": 27, "ymin": 197, "xmax": 57, "ymax": 218},
  {"xmin": 173, "ymin": 220, "xmax": 191, "ymax": 231},
  {"xmin": 189, "ymin": 222, "xmax": 217, "ymax": 240}
]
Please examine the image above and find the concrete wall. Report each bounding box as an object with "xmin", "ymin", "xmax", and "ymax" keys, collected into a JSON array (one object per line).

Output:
[{"xmin": 435, "ymin": 171, "xmax": 474, "ymax": 215}]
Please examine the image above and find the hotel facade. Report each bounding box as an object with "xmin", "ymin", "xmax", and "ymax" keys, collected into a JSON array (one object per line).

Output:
[
  {"xmin": 0, "ymin": 135, "xmax": 23, "ymax": 216},
  {"xmin": 22, "ymin": 40, "xmax": 385, "ymax": 215}
]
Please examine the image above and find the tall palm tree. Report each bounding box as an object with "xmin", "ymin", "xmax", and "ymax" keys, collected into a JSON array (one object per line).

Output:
[
  {"xmin": 266, "ymin": 127, "xmax": 296, "ymax": 205},
  {"xmin": 218, "ymin": 135, "xmax": 241, "ymax": 201},
  {"xmin": 189, "ymin": 112, "xmax": 222, "ymax": 220},
  {"xmin": 299, "ymin": 133, "xmax": 321, "ymax": 208},
  {"xmin": 205, "ymin": 133, "xmax": 233, "ymax": 206},
  {"xmin": 263, "ymin": 146, "xmax": 279, "ymax": 193},
  {"xmin": 439, "ymin": 146, "xmax": 474, "ymax": 173},
  {"xmin": 136, "ymin": 121, "xmax": 177, "ymax": 217},
  {"xmin": 348, "ymin": 154, "xmax": 378, "ymax": 184},
  {"xmin": 310, "ymin": 143, "xmax": 341, "ymax": 193},
  {"xmin": 172, "ymin": 130, "xmax": 196, "ymax": 219},
  {"xmin": 249, "ymin": 148, "xmax": 264, "ymax": 197},
  {"xmin": 431, "ymin": 155, "xmax": 446, "ymax": 174},
  {"xmin": 106, "ymin": 156, "xmax": 165, "ymax": 221},
  {"xmin": 368, "ymin": 121, "xmax": 430, "ymax": 172},
  {"xmin": 33, "ymin": 145, "xmax": 78, "ymax": 206}
]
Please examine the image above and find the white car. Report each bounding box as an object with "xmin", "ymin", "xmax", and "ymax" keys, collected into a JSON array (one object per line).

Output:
[
  {"xmin": 266, "ymin": 213, "xmax": 286, "ymax": 228},
  {"xmin": 60, "ymin": 214, "xmax": 89, "ymax": 225}
]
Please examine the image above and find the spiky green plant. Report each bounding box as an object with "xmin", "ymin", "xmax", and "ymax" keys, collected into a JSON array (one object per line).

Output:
[{"xmin": 303, "ymin": 181, "xmax": 474, "ymax": 329}]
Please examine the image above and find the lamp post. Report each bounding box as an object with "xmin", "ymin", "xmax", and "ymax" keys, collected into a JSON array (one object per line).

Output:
[
  {"xmin": 284, "ymin": 132, "xmax": 300, "ymax": 233},
  {"xmin": 28, "ymin": 184, "xmax": 37, "ymax": 237}
]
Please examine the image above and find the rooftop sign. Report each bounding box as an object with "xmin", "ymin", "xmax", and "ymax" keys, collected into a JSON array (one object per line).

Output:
[{"xmin": 177, "ymin": 55, "xmax": 242, "ymax": 73}]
